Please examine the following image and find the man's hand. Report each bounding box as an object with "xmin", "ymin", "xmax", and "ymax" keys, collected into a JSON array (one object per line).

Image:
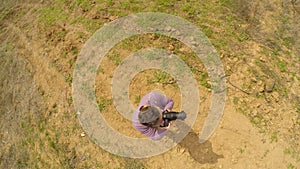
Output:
[{"xmin": 160, "ymin": 121, "xmax": 174, "ymax": 130}]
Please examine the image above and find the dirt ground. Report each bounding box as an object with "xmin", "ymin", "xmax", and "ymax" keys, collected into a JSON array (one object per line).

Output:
[{"xmin": 0, "ymin": 0, "xmax": 300, "ymax": 169}]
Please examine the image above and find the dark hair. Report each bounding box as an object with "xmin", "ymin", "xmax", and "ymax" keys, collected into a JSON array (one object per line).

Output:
[{"xmin": 138, "ymin": 106, "xmax": 160, "ymax": 127}]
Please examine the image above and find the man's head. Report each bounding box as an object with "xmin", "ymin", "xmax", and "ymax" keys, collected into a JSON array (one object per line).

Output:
[{"xmin": 138, "ymin": 105, "xmax": 161, "ymax": 127}]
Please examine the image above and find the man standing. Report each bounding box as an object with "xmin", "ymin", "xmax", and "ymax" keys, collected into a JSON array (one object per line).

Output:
[{"xmin": 132, "ymin": 92, "xmax": 174, "ymax": 140}]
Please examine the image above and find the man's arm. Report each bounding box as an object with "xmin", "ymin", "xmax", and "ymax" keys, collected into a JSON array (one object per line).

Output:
[
  {"xmin": 149, "ymin": 92, "xmax": 174, "ymax": 111},
  {"xmin": 132, "ymin": 122, "xmax": 167, "ymax": 140}
]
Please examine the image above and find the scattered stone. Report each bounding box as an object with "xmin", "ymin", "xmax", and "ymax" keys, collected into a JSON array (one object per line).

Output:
[
  {"xmin": 257, "ymin": 80, "xmax": 265, "ymax": 92},
  {"xmin": 251, "ymin": 77, "xmax": 257, "ymax": 83},
  {"xmin": 168, "ymin": 44, "xmax": 175, "ymax": 51},
  {"xmin": 252, "ymin": 110, "xmax": 258, "ymax": 117},
  {"xmin": 179, "ymin": 46, "xmax": 189, "ymax": 53},
  {"xmin": 177, "ymin": 147, "xmax": 185, "ymax": 154},
  {"xmin": 165, "ymin": 26, "xmax": 173, "ymax": 32},
  {"xmin": 264, "ymin": 79, "xmax": 276, "ymax": 93},
  {"xmin": 259, "ymin": 56, "xmax": 266, "ymax": 62},
  {"xmin": 233, "ymin": 57, "xmax": 238, "ymax": 62},
  {"xmin": 191, "ymin": 41, "xmax": 198, "ymax": 46},
  {"xmin": 80, "ymin": 132, "xmax": 86, "ymax": 137},
  {"xmin": 231, "ymin": 158, "xmax": 238, "ymax": 163},
  {"xmin": 175, "ymin": 31, "xmax": 181, "ymax": 36},
  {"xmin": 256, "ymin": 103, "xmax": 262, "ymax": 108},
  {"xmin": 109, "ymin": 16, "xmax": 118, "ymax": 21}
]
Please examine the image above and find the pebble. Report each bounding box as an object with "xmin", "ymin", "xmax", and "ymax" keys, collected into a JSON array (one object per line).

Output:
[
  {"xmin": 251, "ymin": 77, "xmax": 257, "ymax": 83},
  {"xmin": 259, "ymin": 57, "xmax": 266, "ymax": 62},
  {"xmin": 257, "ymin": 81, "xmax": 265, "ymax": 92},
  {"xmin": 80, "ymin": 132, "xmax": 85, "ymax": 137},
  {"xmin": 252, "ymin": 110, "xmax": 258, "ymax": 116},
  {"xmin": 165, "ymin": 26, "xmax": 172, "ymax": 32},
  {"xmin": 264, "ymin": 79, "xmax": 276, "ymax": 92}
]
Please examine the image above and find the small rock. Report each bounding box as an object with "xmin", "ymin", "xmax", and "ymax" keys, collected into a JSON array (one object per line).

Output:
[
  {"xmin": 257, "ymin": 81, "xmax": 265, "ymax": 92},
  {"xmin": 168, "ymin": 44, "xmax": 175, "ymax": 51},
  {"xmin": 177, "ymin": 147, "xmax": 185, "ymax": 154},
  {"xmin": 191, "ymin": 41, "xmax": 198, "ymax": 46},
  {"xmin": 220, "ymin": 53, "xmax": 225, "ymax": 59},
  {"xmin": 175, "ymin": 31, "xmax": 181, "ymax": 36},
  {"xmin": 179, "ymin": 46, "xmax": 190, "ymax": 53},
  {"xmin": 264, "ymin": 79, "xmax": 276, "ymax": 92},
  {"xmin": 252, "ymin": 110, "xmax": 258, "ymax": 117},
  {"xmin": 80, "ymin": 132, "xmax": 86, "ymax": 137},
  {"xmin": 259, "ymin": 57, "xmax": 266, "ymax": 62},
  {"xmin": 251, "ymin": 77, "xmax": 257, "ymax": 83},
  {"xmin": 226, "ymin": 65, "xmax": 231, "ymax": 71},
  {"xmin": 256, "ymin": 103, "xmax": 262, "ymax": 108},
  {"xmin": 165, "ymin": 26, "xmax": 172, "ymax": 32},
  {"xmin": 108, "ymin": 15, "xmax": 118, "ymax": 21}
]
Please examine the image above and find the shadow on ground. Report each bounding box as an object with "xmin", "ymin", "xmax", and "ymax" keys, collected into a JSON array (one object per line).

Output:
[{"xmin": 167, "ymin": 121, "xmax": 224, "ymax": 164}]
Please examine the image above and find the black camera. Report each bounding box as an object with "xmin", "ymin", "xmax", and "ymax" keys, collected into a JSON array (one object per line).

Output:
[{"xmin": 161, "ymin": 110, "xmax": 187, "ymax": 127}]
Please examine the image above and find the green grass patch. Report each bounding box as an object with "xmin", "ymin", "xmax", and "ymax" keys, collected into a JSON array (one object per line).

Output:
[
  {"xmin": 147, "ymin": 70, "xmax": 175, "ymax": 84},
  {"xmin": 38, "ymin": 5, "xmax": 68, "ymax": 25},
  {"xmin": 134, "ymin": 95, "xmax": 141, "ymax": 105},
  {"xmin": 71, "ymin": 16, "xmax": 103, "ymax": 33},
  {"xmin": 98, "ymin": 97, "xmax": 112, "ymax": 111},
  {"xmin": 233, "ymin": 96, "xmax": 239, "ymax": 105},
  {"xmin": 277, "ymin": 60, "xmax": 287, "ymax": 72},
  {"xmin": 198, "ymin": 72, "xmax": 211, "ymax": 89}
]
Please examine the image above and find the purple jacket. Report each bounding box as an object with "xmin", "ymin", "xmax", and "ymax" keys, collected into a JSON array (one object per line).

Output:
[{"xmin": 132, "ymin": 92, "xmax": 174, "ymax": 140}]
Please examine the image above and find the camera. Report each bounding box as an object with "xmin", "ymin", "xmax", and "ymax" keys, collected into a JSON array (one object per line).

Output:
[{"xmin": 161, "ymin": 110, "xmax": 187, "ymax": 127}]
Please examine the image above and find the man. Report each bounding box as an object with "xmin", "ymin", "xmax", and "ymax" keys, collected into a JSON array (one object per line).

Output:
[{"xmin": 132, "ymin": 91, "xmax": 174, "ymax": 140}]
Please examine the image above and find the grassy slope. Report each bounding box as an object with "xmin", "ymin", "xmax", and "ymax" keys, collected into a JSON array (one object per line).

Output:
[{"xmin": 0, "ymin": 0, "xmax": 299, "ymax": 168}]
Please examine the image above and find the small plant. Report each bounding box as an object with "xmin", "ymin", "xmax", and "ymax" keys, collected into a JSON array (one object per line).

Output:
[
  {"xmin": 65, "ymin": 74, "xmax": 72, "ymax": 84},
  {"xmin": 287, "ymin": 163, "xmax": 295, "ymax": 169},
  {"xmin": 71, "ymin": 47, "xmax": 78, "ymax": 55},
  {"xmin": 124, "ymin": 159, "xmax": 146, "ymax": 169},
  {"xmin": 38, "ymin": 5, "xmax": 68, "ymax": 25},
  {"xmin": 198, "ymin": 72, "xmax": 211, "ymax": 89},
  {"xmin": 250, "ymin": 114, "xmax": 264, "ymax": 128},
  {"xmin": 237, "ymin": 33, "xmax": 249, "ymax": 42},
  {"xmin": 154, "ymin": 71, "xmax": 170, "ymax": 83},
  {"xmin": 278, "ymin": 60, "xmax": 287, "ymax": 72},
  {"xmin": 284, "ymin": 148, "xmax": 292, "ymax": 155},
  {"xmin": 108, "ymin": 52, "xmax": 122, "ymax": 65},
  {"xmin": 67, "ymin": 98, "xmax": 73, "ymax": 105},
  {"xmin": 134, "ymin": 95, "xmax": 141, "ymax": 105},
  {"xmin": 52, "ymin": 103, "xmax": 57, "ymax": 108},
  {"xmin": 146, "ymin": 70, "xmax": 174, "ymax": 84},
  {"xmin": 233, "ymin": 97, "xmax": 239, "ymax": 105},
  {"xmin": 98, "ymin": 97, "xmax": 111, "ymax": 111},
  {"xmin": 270, "ymin": 132, "xmax": 278, "ymax": 143}
]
